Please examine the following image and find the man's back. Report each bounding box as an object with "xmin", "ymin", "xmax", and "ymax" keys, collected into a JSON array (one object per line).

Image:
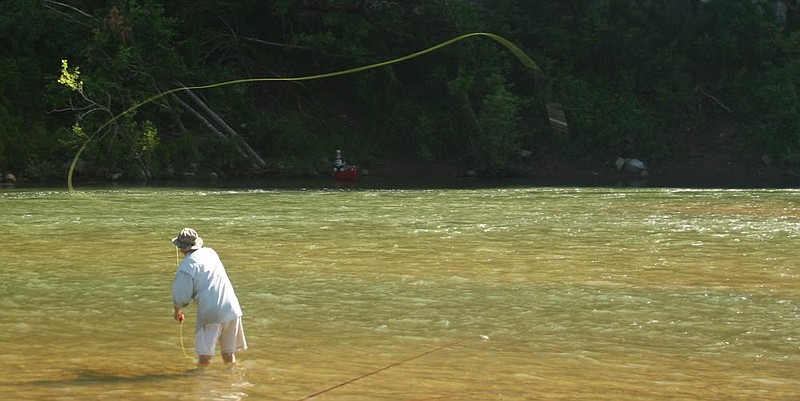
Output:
[{"xmin": 173, "ymin": 247, "xmax": 243, "ymax": 331}]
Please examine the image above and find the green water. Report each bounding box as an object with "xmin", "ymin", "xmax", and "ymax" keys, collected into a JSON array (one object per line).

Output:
[{"xmin": 1, "ymin": 187, "xmax": 798, "ymax": 400}]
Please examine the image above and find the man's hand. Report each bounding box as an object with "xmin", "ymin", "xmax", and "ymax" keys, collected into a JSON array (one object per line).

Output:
[{"xmin": 174, "ymin": 306, "xmax": 185, "ymax": 323}]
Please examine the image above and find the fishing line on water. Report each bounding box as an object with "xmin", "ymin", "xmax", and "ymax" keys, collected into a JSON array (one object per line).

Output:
[
  {"xmin": 297, "ymin": 336, "xmax": 475, "ymax": 401},
  {"xmin": 66, "ymin": 32, "xmax": 540, "ymax": 191}
]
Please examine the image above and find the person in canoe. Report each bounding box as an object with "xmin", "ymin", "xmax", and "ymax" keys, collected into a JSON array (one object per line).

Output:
[
  {"xmin": 332, "ymin": 149, "xmax": 347, "ymax": 172},
  {"xmin": 331, "ymin": 149, "xmax": 358, "ymax": 180}
]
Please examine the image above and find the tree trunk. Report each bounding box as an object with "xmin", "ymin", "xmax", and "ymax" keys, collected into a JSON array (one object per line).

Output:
[
  {"xmin": 172, "ymin": 95, "xmax": 261, "ymax": 166},
  {"xmin": 176, "ymin": 85, "xmax": 267, "ymax": 169}
]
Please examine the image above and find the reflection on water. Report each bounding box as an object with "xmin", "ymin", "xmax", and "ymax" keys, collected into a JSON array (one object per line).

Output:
[{"xmin": 1, "ymin": 187, "xmax": 799, "ymax": 400}]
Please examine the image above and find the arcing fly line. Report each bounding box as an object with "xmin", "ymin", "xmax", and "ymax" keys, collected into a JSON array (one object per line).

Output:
[{"xmin": 65, "ymin": 32, "xmax": 540, "ymax": 192}]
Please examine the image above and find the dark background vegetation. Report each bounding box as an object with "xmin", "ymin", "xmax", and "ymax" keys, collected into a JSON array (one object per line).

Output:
[{"xmin": 1, "ymin": 0, "xmax": 800, "ymax": 185}]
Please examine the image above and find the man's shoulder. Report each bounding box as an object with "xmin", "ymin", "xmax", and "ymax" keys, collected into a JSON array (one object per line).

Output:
[
  {"xmin": 191, "ymin": 247, "xmax": 221, "ymax": 262},
  {"xmin": 198, "ymin": 247, "xmax": 218, "ymax": 256},
  {"xmin": 181, "ymin": 247, "xmax": 217, "ymax": 265}
]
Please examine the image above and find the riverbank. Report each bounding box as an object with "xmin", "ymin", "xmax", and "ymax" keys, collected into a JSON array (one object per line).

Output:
[
  {"xmin": 363, "ymin": 154, "xmax": 800, "ymax": 188},
  {"xmin": 3, "ymin": 150, "xmax": 799, "ymax": 190}
]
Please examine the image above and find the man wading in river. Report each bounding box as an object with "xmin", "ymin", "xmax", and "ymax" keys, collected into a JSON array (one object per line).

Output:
[{"xmin": 171, "ymin": 228, "xmax": 247, "ymax": 366}]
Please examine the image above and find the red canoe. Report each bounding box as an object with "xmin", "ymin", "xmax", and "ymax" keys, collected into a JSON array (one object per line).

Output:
[{"xmin": 332, "ymin": 166, "xmax": 358, "ymax": 181}]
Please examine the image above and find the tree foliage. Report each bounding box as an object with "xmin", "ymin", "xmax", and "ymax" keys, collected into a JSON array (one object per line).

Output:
[{"xmin": 1, "ymin": 0, "xmax": 799, "ymax": 180}]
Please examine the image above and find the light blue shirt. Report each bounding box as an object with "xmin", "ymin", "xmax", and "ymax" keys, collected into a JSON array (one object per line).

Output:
[{"xmin": 172, "ymin": 247, "xmax": 243, "ymax": 332}]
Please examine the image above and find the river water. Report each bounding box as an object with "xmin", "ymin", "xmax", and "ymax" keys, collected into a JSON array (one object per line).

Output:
[{"xmin": 1, "ymin": 185, "xmax": 798, "ymax": 400}]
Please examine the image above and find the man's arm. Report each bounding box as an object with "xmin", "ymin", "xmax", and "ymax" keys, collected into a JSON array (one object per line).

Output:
[{"xmin": 172, "ymin": 271, "xmax": 193, "ymax": 322}]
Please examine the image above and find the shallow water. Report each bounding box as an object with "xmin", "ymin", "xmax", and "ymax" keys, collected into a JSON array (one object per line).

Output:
[{"xmin": 1, "ymin": 186, "xmax": 798, "ymax": 400}]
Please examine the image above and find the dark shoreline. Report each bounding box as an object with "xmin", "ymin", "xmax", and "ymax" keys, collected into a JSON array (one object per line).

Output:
[
  {"xmin": 3, "ymin": 157, "xmax": 799, "ymax": 190},
  {"xmin": 358, "ymin": 158, "xmax": 800, "ymax": 189}
]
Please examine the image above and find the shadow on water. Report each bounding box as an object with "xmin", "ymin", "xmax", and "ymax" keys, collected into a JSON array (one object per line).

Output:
[
  {"xmin": 26, "ymin": 363, "xmax": 254, "ymax": 386},
  {"xmin": 27, "ymin": 368, "xmax": 199, "ymax": 386},
  {"xmin": 19, "ymin": 366, "xmax": 254, "ymax": 401}
]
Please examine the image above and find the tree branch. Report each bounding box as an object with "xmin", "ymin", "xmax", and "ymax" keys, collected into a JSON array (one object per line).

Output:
[
  {"xmin": 695, "ymin": 86, "xmax": 732, "ymax": 113},
  {"xmin": 41, "ymin": 0, "xmax": 95, "ymax": 27}
]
